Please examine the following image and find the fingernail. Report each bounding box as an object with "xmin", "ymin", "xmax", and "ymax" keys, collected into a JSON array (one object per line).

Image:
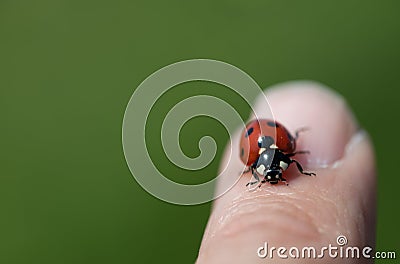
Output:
[
  {"xmin": 331, "ymin": 129, "xmax": 368, "ymax": 169},
  {"xmin": 258, "ymin": 81, "xmax": 359, "ymax": 168}
]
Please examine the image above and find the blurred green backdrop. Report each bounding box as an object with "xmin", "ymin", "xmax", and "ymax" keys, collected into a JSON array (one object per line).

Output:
[{"xmin": 1, "ymin": 0, "xmax": 399, "ymax": 263}]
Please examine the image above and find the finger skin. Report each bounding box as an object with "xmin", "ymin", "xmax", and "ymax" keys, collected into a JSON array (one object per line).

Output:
[{"xmin": 197, "ymin": 81, "xmax": 376, "ymax": 263}]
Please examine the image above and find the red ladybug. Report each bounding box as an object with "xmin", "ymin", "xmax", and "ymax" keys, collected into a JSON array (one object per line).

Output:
[{"xmin": 239, "ymin": 119, "xmax": 315, "ymax": 186}]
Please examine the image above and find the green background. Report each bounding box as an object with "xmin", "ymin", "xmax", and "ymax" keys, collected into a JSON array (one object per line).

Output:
[{"xmin": 1, "ymin": 0, "xmax": 399, "ymax": 263}]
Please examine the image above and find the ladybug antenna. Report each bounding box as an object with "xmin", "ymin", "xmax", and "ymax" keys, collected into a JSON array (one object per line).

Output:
[{"xmin": 294, "ymin": 127, "xmax": 310, "ymax": 140}]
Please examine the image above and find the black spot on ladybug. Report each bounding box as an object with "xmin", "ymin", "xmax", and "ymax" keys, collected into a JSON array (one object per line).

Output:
[
  {"xmin": 245, "ymin": 127, "xmax": 254, "ymax": 137},
  {"xmin": 241, "ymin": 148, "xmax": 244, "ymax": 157},
  {"xmin": 267, "ymin": 121, "xmax": 279, "ymax": 127}
]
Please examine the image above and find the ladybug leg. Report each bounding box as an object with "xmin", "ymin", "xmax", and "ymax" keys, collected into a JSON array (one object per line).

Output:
[
  {"xmin": 258, "ymin": 177, "xmax": 270, "ymax": 188},
  {"xmin": 246, "ymin": 169, "xmax": 260, "ymax": 186},
  {"xmin": 241, "ymin": 159, "xmax": 258, "ymax": 176},
  {"xmin": 294, "ymin": 127, "xmax": 309, "ymax": 140},
  {"xmin": 258, "ymin": 178, "xmax": 267, "ymax": 187},
  {"xmin": 277, "ymin": 171, "xmax": 289, "ymax": 185},
  {"xmin": 291, "ymin": 159, "xmax": 316, "ymax": 176},
  {"xmin": 286, "ymin": 150, "xmax": 310, "ymax": 157},
  {"xmin": 242, "ymin": 166, "xmax": 251, "ymax": 174},
  {"xmin": 281, "ymin": 178, "xmax": 289, "ymax": 186}
]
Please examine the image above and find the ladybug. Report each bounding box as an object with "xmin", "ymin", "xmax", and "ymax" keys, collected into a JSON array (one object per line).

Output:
[{"xmin": 239, "ymin": 119, "xmax": 315, "ymax": 186}]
